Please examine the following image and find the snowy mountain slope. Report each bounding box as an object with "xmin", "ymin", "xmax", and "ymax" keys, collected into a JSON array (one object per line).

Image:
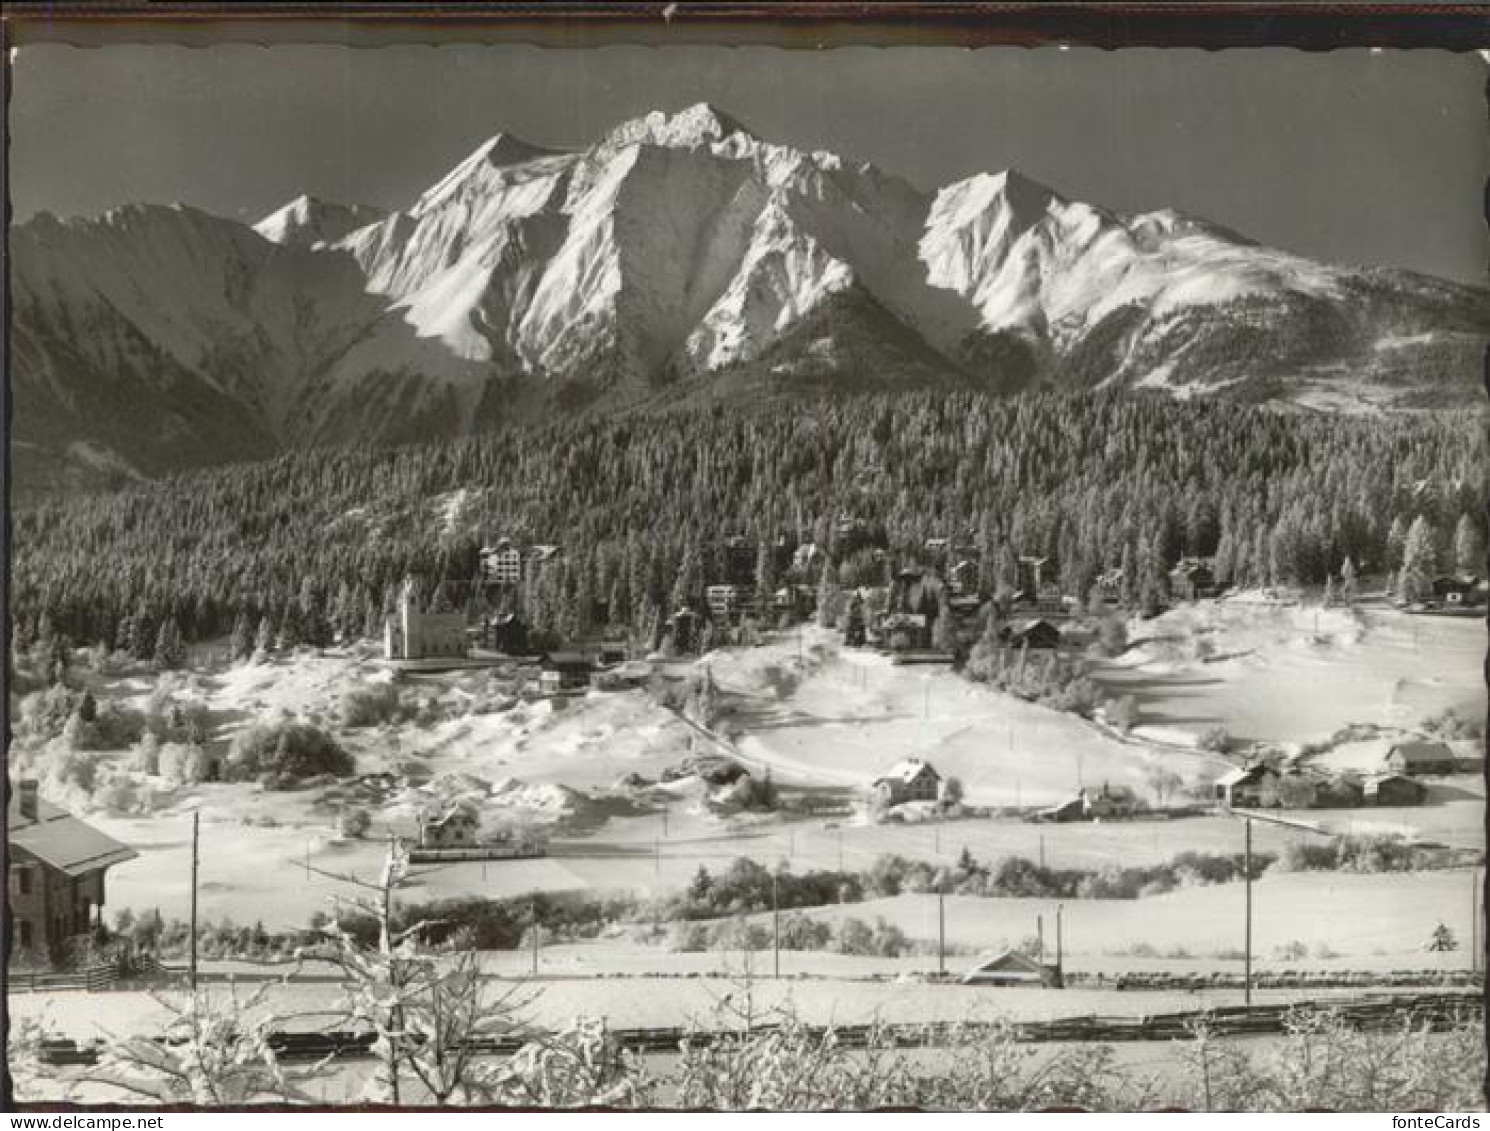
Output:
[
  {"xmin": 11, "ymin": 102, "xmax": 1488, "ymax": 490},
  {"xmin": 254, "ymin": 195, "xmax": 386, "ymax": 248}
]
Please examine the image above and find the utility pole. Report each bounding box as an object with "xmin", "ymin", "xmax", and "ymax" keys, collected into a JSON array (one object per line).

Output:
[
  {"xmin": 1039, "ymin": 834, "xmax": 1046, "ymax": 870},
  {"xmin": 530, "ymin": 893, "xmax": 539, "ymax": 977},
  {"xmin": 662, "ymin": 808, "xmax": 669, "ymax": 839},
  {"xmin": 1244, "ymin": 817, "xmax": 1253, "ymax": 1007},
  {"xmin": 1055, "ymin": 903, "xmax": 1064, "ymax": 985},
  {"xmin": 837, "ymin": 828, "xmax": 844, "ymax": 873},
  {"xmin": 1037, "ymin": 914, "xmax": 1044, "ymax": 962},
  {"xmin": 1472, "ymin": 867, "xmax": 1480, "ymax": 975},
  {"xmin": 189, "ymin": 811, "xmax": 199, "ymax": 992},
  {"xmin": 772, "ymin": 871, "xmax": 781, "ymax": 980},
  {"xmin": 937, "ymin": 883, "xmax": 946, "ymax": 976}
]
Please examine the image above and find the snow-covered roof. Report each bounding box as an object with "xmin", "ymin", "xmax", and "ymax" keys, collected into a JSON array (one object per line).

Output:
[
  {"xmin": 8, "ymin": 790, "xmax": 139, "ymax": 877},
  {"xmin": 1217, "ymin": 764, "xmax": 1275, "ymax": 787},
  {"xmin": 1386, "ymin": 741, "xmax": 1454, "ymax": 765},
  {"xmin": 1009, "ymin": 618, "xmax": 1059, "ymax": 635},
  {"xmin": 874, "ymin": 759, "xmax": 940, "ymax": 785},
  {"xmin": 425, "ymin": 797, "xmax": 480, "ymax": 828}
]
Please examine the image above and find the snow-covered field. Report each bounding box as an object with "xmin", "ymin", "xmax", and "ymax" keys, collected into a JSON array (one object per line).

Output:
[
  {"xmin": 712, "ymin": 627, "xmax": 1227, "ymax": 806},
  {"xmin": 14, "ymin": 603, "xmax": 1482, "ymax": 940},
  {"xmin": 1095, "ymin": 598, "xmax": 1482, "ymax": 746}
]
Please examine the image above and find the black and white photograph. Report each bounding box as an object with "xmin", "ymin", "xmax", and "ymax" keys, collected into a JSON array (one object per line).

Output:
[{"xmin": 4, "ymin": 6, "xmax": 1488, "ymax": 1113}]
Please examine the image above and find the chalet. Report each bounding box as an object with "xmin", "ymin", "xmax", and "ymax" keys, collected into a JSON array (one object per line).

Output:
[
  {"xmin": 485, "ymin": 612, "xmax": 529, "ymax": 656},
  {"xmin": 1384, "ymin": 741, "xmax": 1457, "ymax": 777},
  {"xmin": 1169, "ymin": 559, "xmax": 1217, "ymax": 601},
  {"xmin": 1085, "ymin": 784, "xmax": 1139, "ymax": 820},
  {"xmin": 1004, "ymin": 619, "xmax": 1061, "ymax": 650},
  {"xmin": 1215, "ymin": 764, "xmax": 1280, "ymax": 809},
  {"xmin": 666, "ymin": 608, "xmax": 700, "ymax": 652},
  {"xmin": 1364, "ymin": 774, "xmax": 1427, "ymax": 807},
  {"xmin": 594, "ymin": 641, "xmax": 629, "ymax": 666},
  {"xmin": 540, "ymin": 652, "xmax": 596, "ymax": 693},
  {"xmin": 706, "ymin": 584, "xmax": 744, "ymax": 622},
  {"xmin": 1095, "ymin": 567, "xmax": 1126, "ymax": 603},
  {"xmin": 8, "ymin": 780, "xmax": 138, "ymax": 966},
  {"xmin": 960, "ymin": 950, "xmax": 1061, "ymax": 988},
  {"xmin": 479, "ymin": 539, "xmax": 524, "ymax": 585},
  {"xmin": 384, "ymin": 578, "xmax": 467, "ymax": 661},
  {"xmin": 1431, "ymin": 576, "xmax": 1486, "ymax": 608},
  {"xmin": 1035, "ymin": 796, "xmax": 1089, "ymax": 823},
  {"xmin": 880, "ymin": 611, "xmax": 931, "ymax": 652},
  {"xmin": 872, "ymin": 759, "xmax": 942, "ymax": 806},
  {"xmin": 770, "ymin": 586, "xmax": 805, "ymax": 624},
  {"xmin": 419, "ymin": 798, "xmax": 481, "ymax": 849}
]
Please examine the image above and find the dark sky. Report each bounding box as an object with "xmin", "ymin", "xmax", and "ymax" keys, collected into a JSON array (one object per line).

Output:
[{"xmin": 10, "ymin": 43, "xmax": 1487, "ymax": 284}]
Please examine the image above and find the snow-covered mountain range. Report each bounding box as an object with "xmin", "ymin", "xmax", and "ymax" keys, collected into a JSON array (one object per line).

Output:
[{"xmin": 12, "ymin": 103, "xmax": 1487, "ymax": 489}]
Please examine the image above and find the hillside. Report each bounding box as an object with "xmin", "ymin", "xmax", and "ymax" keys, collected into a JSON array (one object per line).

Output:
[{"xmin": 10, "ymin": 392, "xmax": 1484, "ymax": 659}]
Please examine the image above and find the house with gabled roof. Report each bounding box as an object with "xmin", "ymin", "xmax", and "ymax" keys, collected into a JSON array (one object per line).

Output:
[
  {"xmin": 8, "ymin": 779, "xmax": 138, "ymax": 966},
  {"xmin": 1384, "ymin": 740, "xmax": 1457, "ymax": 777},
  {"xmin": 872, "ymin": 759, "xmax": 942, "ymax": 806},
  {"xmin": 960, "ymin": 949, "xmax": 1061, "ymax": 987},
  {"xmin": 418, "ymin": 797, "xmax": 481, "ymax": 849}
]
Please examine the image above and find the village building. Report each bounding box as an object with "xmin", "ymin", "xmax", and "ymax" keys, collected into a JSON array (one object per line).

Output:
[
  {"xmin": 479, "ymin": 539, "xmax": 524, "ymax": 585},
  {"xmin": 1169, "ymin": 559, "xmax": 1218, "ymax": 601},
  {"xmin": 772, "ymin": 585, "xmax": 813, "ymax": 623},
  {"xmin": 594, "ymin": 640, "xmax": 629, "ymax": 665},
  {"xmin": 8, "ymin": 780, "xmax": 138, "ymax": 966},
  {"xmin": 384, "ymin": 578, "xmax": 468, "ymax": 661},
  {"xmin": 1384, "ymin": 740, "xmax": 1457, "ymax": 777},
  {"xmin": 485, "ymin": 612, "xmax": 529, "ymax": 656},
  {"xmin": 1085, "ymin": 784, "xmax": 1139, "ymax": 820},
  {"xmin": 960, "ymin": 950, "xmax": 1062, "ymax": 988},
  {"xmin": 418, "ymin": 798, "xmax": 481, "ymax": 849},
  {"xmin": 1003, "ymin": 618, "xmax": 1061, "ymax": 650},
  {"xmin": 879, "ymin": 611, "xmax": 931, "ymax": 652},
  {"xmin": 1214, "ymin": 764, "xmax": 1281, "ymax": 809},
  {"xmin": 1364, "ymin": 773, "xmax": 1427, "ymax": 806},
  {"xmin": 1095, "ymin": 566, "xmax": 1126, "ymax": 604},
  {"xmin": 706, "ymin": 584, "xmax": 744, "ymax": 622},
  {"xmin": 1034, "ymin": 581, "xmax": 1065, "ymax": 614},
  {"xmin": 540, "ymin": 652, "xmax": 596, "ymax": 693},
  {"xmin": 871, "ymin": 759, "xmax": 942, "ymax": 806},
  {"xmin": 1431, "ymin": 576, "xmax": 1487, "ymax": 608},
  {"xmin": 1036, "ymin": 796, "xmax": 1089, "ymax": 823},
  {"xmin": 666, "ymin": 608, "xmax": 700, "ymax": 652}
]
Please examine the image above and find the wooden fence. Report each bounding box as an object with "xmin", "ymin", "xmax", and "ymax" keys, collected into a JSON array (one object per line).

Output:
[{"xmin": 37, "ymin": 991, "xmax": 1482, "ymax": 1067}]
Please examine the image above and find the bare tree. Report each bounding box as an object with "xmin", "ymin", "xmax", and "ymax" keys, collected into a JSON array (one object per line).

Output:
[
  {"xmin": 82, "ymin": 981, "xmax": 319, "ymax": 1105},
  {"xmin": 309, "ymin": 838, "xmax": 534, "ymax": 1105}
]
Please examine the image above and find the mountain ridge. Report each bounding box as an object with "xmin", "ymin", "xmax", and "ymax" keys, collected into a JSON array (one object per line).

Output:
[{"xmin": 12, "ymin": 102, "xmax": 1488, "ymax": 492}]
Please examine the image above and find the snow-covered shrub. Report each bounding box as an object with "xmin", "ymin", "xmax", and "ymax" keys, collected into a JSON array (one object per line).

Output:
[
  {"xmin": 227, "ymin": 721, "xmax": 353, "ymax": 784},
  {"xmin": 340, "ymin": 806, "xmax": 372, "ymax": 838},
  {"xmin": 1196, "ymin": 726, "xmax": 1231, "ymax": 753},
  {"xmin": 16, "ymin": 685, "xmax": 80, "ymax": 743},
  {"xmin": 340, "ymin": 682, "xmax": 409, "ymax": 728}
]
